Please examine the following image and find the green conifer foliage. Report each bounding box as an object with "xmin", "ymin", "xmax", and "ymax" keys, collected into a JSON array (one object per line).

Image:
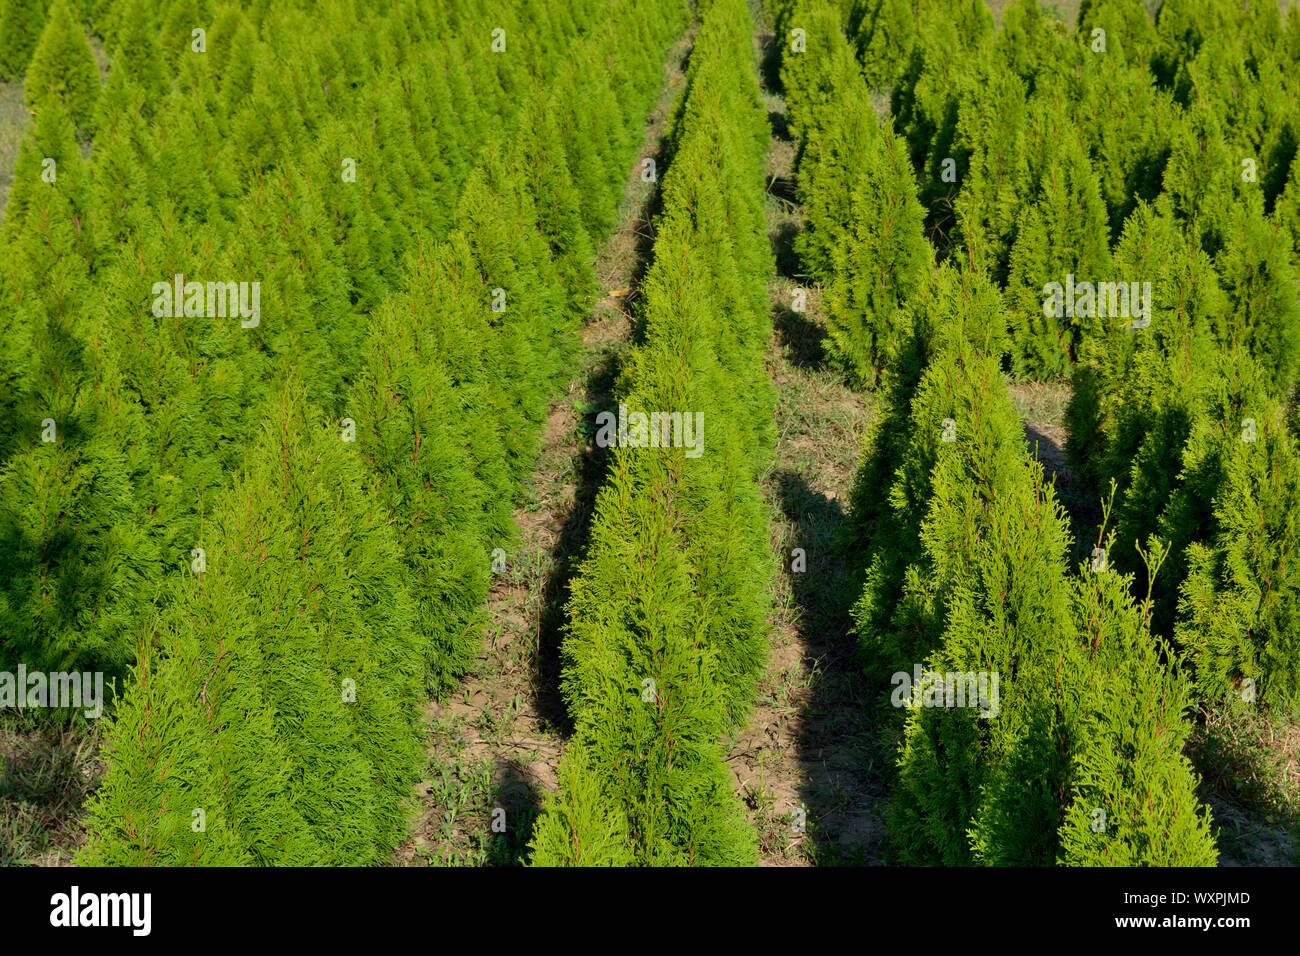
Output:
[
  {"xmin": 885, "ymin": 1, "xmax": 992, "ymax": 252},
  {"xmin": 1, "ymin": 93, "xmax": 87, "ymax": 240},
  {"xmin": 850, "ymin": 335, "xmax": 1215, "ymax": 866},
  {"xmin": 1058, "ymin": 571, "xmax": 1217, "ymax": 866},
  {"xmin": 1075, "ymin": 0, "xmax": 1159, "ymax": 67},
  {"xmin": 23, "ymin": 0, "xmax": 99, "ymax": 134},
  {"xmin": 993, "ymin": 0, "xmax": 1079, "ymax": 93},
  {"xmin": 870, "ymin": 341, "xmax": 1077, "ymax": 865},
  {"xmin": 951, "ymin": 58, "xmax": 1032, "ymax": 284},
  {"xmin": 531, "ymin": 0, "xmax": 772, "ymax": 866},
  {"xmin": 1006, "ymin": 105, "xmax": 1112, "ymax": 379},
  {"xmin": 80, "ymin": 383, "xmax": 422, "ymax": 865},
  {"xmin": 846, "ymin": 0, "xmax": 913, "ymax": 90},
  {"xmin": 819, "ymin": 123, "xmax": 931, "ymax": 387},
  {"xmin": 107, "ymin": 2, "xmax": 166, "ymax": 112},
  {"xmin": 1176, "ymin": 399, "xmax": 1300, "ymax": 721},
  {"xmin": 526, "ymin": 748, "xmax": 636, "ymax": 865},
  {"xmin": 779, "ymin": 0, "xmax": 930, "ymax": 387},
  {"xmin": 0, "ymin": 0, "xmax": 694, "ymax": 863},
  {"xmin": 1162, "ymin": 103, "xmax": 1254, "ymax": 258},
  {"xmin": 1065, "ymin": 199, "xmax": 1225, "ymax": 497},
  {"xmin": 1074, "ymin": 59, "xmax": 1175, "ymax": 239},
  {"xmin": 1151, "ymin": 0, "xmax": 1234, "ymax": 98},
  {"xmin": 1212, "ymin": 204, "xmax": 1300, "ymax": 394},
  {"xmin": 1275, "ymin": 148, "xmax": 1300, "ymax": 263},
  {"xmin": 0, "ymin": 0, "xmax": 47, "ymax": 81},
  {"xmin": 852, "ymin": 323, "xmax": 1020, "ymax": 679}
]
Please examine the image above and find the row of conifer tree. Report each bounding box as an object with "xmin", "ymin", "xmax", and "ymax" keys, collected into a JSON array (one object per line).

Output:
[
  {"xmin": 774, "ymin": 0, "xmax": 1300, "ymax": 863},
  {"xmin": 0, "ymin": 0, "xmax": 688, "ymax": 863},
  {"xmin": 3, "ymin": 0, "xmax": 1294, "ymax": 867},
  {"xmin": 884, "ymin": 0, "xmax": 1300, "ymax": 727},
  {"xmin": 529, "ymin": 0, "xmax": 777, "ymax": 866}
]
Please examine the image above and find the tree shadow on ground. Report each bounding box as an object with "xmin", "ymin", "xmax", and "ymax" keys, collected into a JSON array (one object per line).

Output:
[
  {"xmin": 488, "ymin": 755, "xmax": 544, "ymax": 866},
  {"xmin": 773, "ymin": 468, "xmax": 891, "ymax": 865},
  {"xmin": 773, "ymin": 302, "xmax": 828, "ymax": 370}
]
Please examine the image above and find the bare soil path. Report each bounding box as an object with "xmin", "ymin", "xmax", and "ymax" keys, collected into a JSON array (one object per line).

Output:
[{"xmin": 723, "ymin": 22, "xmax": 884, "ymax": 867}]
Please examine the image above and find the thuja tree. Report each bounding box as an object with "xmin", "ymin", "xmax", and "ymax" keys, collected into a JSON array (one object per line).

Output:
[
  {"xmin": 850, "ymin": 289, "xmax": 1013, "ymax": 689},
  {"xmin": 80, "ymin": 383, "xmax": 423, "ymax": 865},
  {"xmin": 877, "ymin": 339, "xmax": 1215, "ymax": 866},
  {"xmin": 345, "ymin": 249, "xmax": 512, "ymax": 694},
  {"xmin": 1073, "ymin": 55, "xmax": 1175, "ymax": 241},
  {"xmin": 1162, "ymin": 102, "xmax": 1256, "ymax": 259},
  {"xmin": 1153, "ymin": 0, "xmax": 1283, "ymax": 106},
  {"xmin": 1182, "ymin": 32, "xmax": 1298, "ymax": 212},
  {"xmin": 820, "ymin": 121, "xmax": 930, "ymax": 387},
  {"xmin": 0, "ymin": 0, "xmax": 686, "ymax": 701},
  {"xmin": 0, "ymin": 0, "xmax": 47, "ymax": 80},
  {"xmin": 0, "ymin": 103, "xmax": 147, "ymax": 681},
  {"xmin": 1134, "ymin": 349, "xmax": 1275, "ymax": 637},
  {"xmin": 992, "ymin": 0, "xmax": 1079, "ymax": 94},
  {"xmin": 885, "ymin": 0, "xmax": 992, "ymax": 253},
  {"xmin": 24, "ymin": 0, "xmax": 99, "ymax": 134},
  {"xmin": 528, "ymin": 417, "xmax": 761, "ymax": 865},
  {"xmin": 1275, "ymin": 148, "xmax": 1300, "ymax": 262},
  {"xmin": 950, "ymin": 55, "xmax": 1032, "ymax": 285},
  {"xmin": 105, "ymin": 0, "xmax": 167, "ymax": 109},
  {"xmin": 845, "ymin": 0, "xmax": 913, "ymax": 90},
  {"xmin": 1075, "ymin": 0, "xmax": 1160, "ymax": 67},
  {"xmin": 1065, "ymin": 198, "xmax": 1226, "ymax": 504},
  {"xmin": 1176, "ymin": 397, "xmax": 1300, "ymax": 721},
  {"xmin": 1212, "ymin": 202, "xmax": 1300, "ymax": 395},
  {"xmin": 339, "ymin": 0, "xmax": 687, "ymax": 695},
  {"xmin": 844, "ymin": 265, "xmax": 1007, "ymax": 677},
  {"xmin": 1058, "ymin": 569, "xmax": 1217, "ymax": 866},
  {"xmin": 1150, "ymin": 0, "xmax": 1234, "ymax": 99},
  {"xmin": 779, "ymin": 0, "xmax": 930, "ymax": 387},
  {"xmin": 777, "ymin": 0, "xmax": 863, "ymax": 202},
  {"xmin": 1005, "ymin": 90, "xmax": 1112, "ymax": 380},
  {"xmin": 882, "ymin": 341, "xmax": 1078, "ymax": 865}
]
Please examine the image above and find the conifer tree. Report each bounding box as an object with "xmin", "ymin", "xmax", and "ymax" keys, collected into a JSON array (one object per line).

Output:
[
  {"xmin": 1176, "ymin": 398, "xmax": 1300, "ymax": 721},
  {"xmin": 1065, "ymin": 198, "xmax": 1225, "ymax": 495},
  {"xmin": 86, "ymin": 69, "xmax": 152, "ymax": 252},
  {"xmin": 1075, "ymin": 0, "xmax": 1159, "ymax": 67},
  {"xmin": 1058, "ymin": 571, "xmax": 1217, "ymax": 866},
  {"xmin": 23, "ymin": 0, "xmax": 99, "ymax": 134},
  {"xmin": 1, "ymin": 93, "xmax": 85, "ymax": 238},
  {"xmin": 109, "ymin": 0, "xmax": 167, "ymax": 110},
  {"xmin": 884, "ymin": 0, "xmax": 992, "ymax": 253},
  {"xmin": 847, "ymin": 0, "xmax": 913, "ymax": 90},
  {"xmin": 1151, "ymin": 0, "xmax": 1234, "ymax": 98},
  {"xmin": 81, "ymin": 382, "xmax": 423, "ymax": 864},
  {"xmin": 860, "ymin": 334, "xmax": 1217, "ymax": 866},
  {"xmin": 515, "ymin": 96, "xmax": 597, "ymax": 324},
  {"xmin": 1162, "ymin": 102, "xmax": 1253, "ymax": 258},
  {"xmin": 160, "ymin": 0, "xmax": 201, "ymax": 63},
  {"xmin": 1213, "ymin": 203, "xmax": 1300, "ymax": 394},
  {"xmin": 1075, "ymin": 61, "xmax": 1175, "ymax": 239},
  {"xmin": 1006, "ymin": 109, "xmax": 1112, "ymax": 379},
  {"xmin": 1131, "ymin": 348, "xmax": 1273, "ymax": 636},
  {"xmin": 882, "ymin": 340, "xmax": 1077, "ymax": 865},
  {"xmin": 817, "ymin": 122, "xmax": 931, "ymax": 387},
  {"xmin": 993, "ymin": 0, "xmax": 1079, "ymax": 93},
  {"xmin": 951, "ymin": 57, "xmax": 1032, "ymax": 284},
  {"xmin": 781, "ymin": 0, "xmax": 930, "ymax": 386},
  {"xmin": 1274, "ymin": 147, "xmax": 1300, "ymax": 263},
  {"xmin": 531, "ymin": 0, "xmax": 771, "ymax": 865},
  {"xmin": 0, "ymin": 0, "xmax": 46, "ymax": 81}
]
